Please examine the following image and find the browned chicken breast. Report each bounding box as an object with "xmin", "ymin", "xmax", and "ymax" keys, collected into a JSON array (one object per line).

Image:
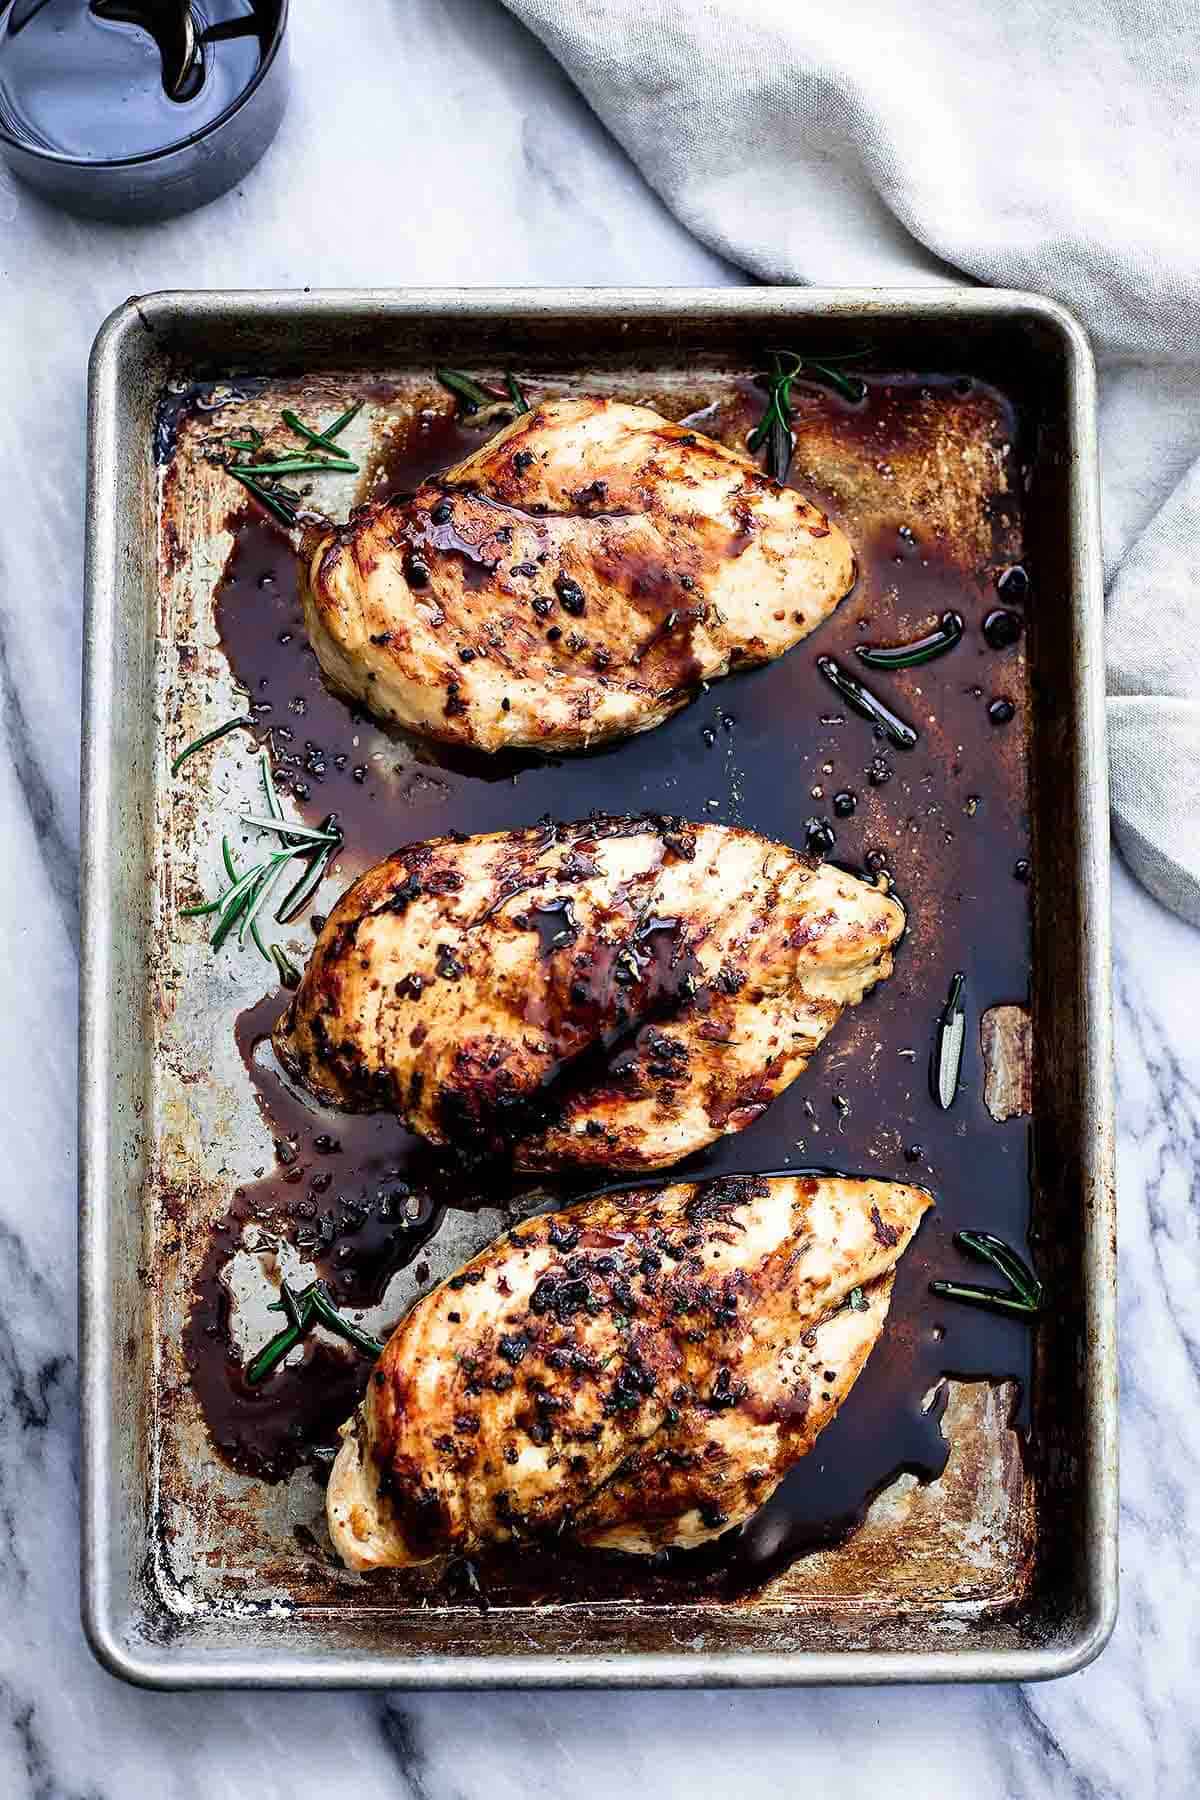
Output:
[
  {"xmin": 327, "ymin": 1173, "xmax": 931, "ymax": 1569},
  {"xmin": 274, "ymin": 815, "xmax": 904, "ymax": 1170},
  {"xmin": 303, "ymin": 397, "xmax": 855, "ymax": 751}
]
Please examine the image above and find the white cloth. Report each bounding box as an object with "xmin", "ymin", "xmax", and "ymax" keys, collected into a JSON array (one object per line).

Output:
[{"xmin": 504, "ymin": 0, "xmax": 1200, "ymax": 923}]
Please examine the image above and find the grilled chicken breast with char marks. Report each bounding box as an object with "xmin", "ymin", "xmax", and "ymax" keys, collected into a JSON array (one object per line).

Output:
[
  {"xmin": 327, "ymin": 1173, "xmax": 932, "ymax": 1569},
  {"xmin": 303, "ymin": 397, "xmax": 856, "ymax": 752},
  {"xmin": 273, "ymin": 815, "xmax": 904, "ymax": 1170}
]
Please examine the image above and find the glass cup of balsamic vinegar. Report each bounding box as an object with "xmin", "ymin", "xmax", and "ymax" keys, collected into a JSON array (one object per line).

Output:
[{"xmin": 0, "ymin": 0, "xmax": 289, "ymax": 219}]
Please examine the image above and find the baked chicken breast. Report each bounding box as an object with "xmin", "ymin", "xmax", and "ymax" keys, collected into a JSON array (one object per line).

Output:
[
  {"xmin": 327, "ymin": 1173, "xmax": 931, "ymax": 1569},
  {"xmin": 273, "ymin": 815, "xmax": 904, "ymax": 1170},
  {"xmin": 303, "ymin": 397, "xmax": 856, "ymax": 752}
]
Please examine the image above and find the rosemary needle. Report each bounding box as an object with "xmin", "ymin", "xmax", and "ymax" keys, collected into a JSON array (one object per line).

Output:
[
  {"xmin": 281, "ymin": 406, "xmax": 361, "ymax": 459},
  {"xmin": 234, "ymin": 456, "xmax": 357, "ymax": 477},
  {"xmin": 816, "ymin": 655, "xmax": 919, "ymax": 750},
  {"xmin": 225, "ymin": 467, "xmax": 298, "ymax": 527},
  {"xmin": 436, "ymin": 367, "xmax": 498, "ymax": 414},
  {"xmin": 930, "ymin": 1231, "xmax": 1043, "ymax": 1318},
  {"xmin": 270, "ymin": 942, "xmax": 302, "ymax": 989},
  {"xmin": 323, "ymin": 399, "xmax": 364, "ymax": 440},
  {"xmin": 856, "ymin": 611, "xmax": 964, "ymax": 671},
  {"xmin": 238, "ymin": 813, "xmax": 342, "ymax": 845},
  {"xmin": 223, "ymin": 834, "xmax": 269, "ymax": 958},
  {"xmin": 171, "ymin": 714, "xmax": 255, "ymax": 778}
]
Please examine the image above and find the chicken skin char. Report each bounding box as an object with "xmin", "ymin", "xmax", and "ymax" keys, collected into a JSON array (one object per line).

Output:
[
  {"xmin": 273, "ymin": 814, "xmax": 905, "ymax": 1171},
  {"xmin": 327, "ymin": 1173, "xmax": 932, "ymax": 1570},
  {"xmin": 303, "ymin": 397, "xmax": 856, "ymax": 752}
]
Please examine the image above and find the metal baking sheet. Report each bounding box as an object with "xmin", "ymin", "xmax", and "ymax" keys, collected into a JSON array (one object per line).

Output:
[{"xmin": 80, "ymin": 288, "xmax": 1116, "ymax": 1687}]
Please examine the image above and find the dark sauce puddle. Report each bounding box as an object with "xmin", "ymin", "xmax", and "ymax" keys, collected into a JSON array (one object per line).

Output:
[{"xmin": 182, "ymin": 375, "xmax": 1033, "ymax": 1602}]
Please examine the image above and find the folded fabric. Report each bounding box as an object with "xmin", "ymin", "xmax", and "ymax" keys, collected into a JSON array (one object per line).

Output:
[{"xmin": 504, "ymin": 0, "xmax": 1200, "ymax": 923}]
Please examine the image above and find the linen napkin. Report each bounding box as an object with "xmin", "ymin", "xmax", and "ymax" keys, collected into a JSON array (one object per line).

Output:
[{"xmin": 503, "ymin": 0, "xmax": 1200, "ymax": 924}]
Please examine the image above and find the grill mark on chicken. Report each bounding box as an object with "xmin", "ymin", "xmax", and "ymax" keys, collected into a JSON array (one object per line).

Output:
[
  {"xmin": 326, "ymin": 1174, "xmax": 932, "ymax": 1570},
  {"xmin": 273, "ymin": 815, "xmax": 905, "ymax": 1169},
  {"xmin": 301, "ymin": 398, "xmax": 856, "ymax": 752}
]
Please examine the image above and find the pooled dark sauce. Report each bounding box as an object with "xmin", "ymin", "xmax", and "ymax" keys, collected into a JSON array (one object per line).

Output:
[
  {"xmin": 183, "ymin": 989, "xmax": 455, "ymax": 1477},
  {"xmin": 189, "ymin": 372, "xmax": 1032, "ymax": 1601}
]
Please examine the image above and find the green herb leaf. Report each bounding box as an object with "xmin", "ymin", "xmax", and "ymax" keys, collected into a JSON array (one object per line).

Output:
[
  {"xmin": 306, "ymin": 1284, "xmax": 385, "ymax": 1359},
  {"xmin": 816, "ymin": 655, "xmax": 919, "ymax": 750},
  {"xmin": 322, "ymin": 399, "xmax": 364, "ymax": 441},
  {"xmin": 232, "ymin": 456, "xmax": 357, "ymax": 477},
  {"xmin": 955, "ymin": 1230, "xmax": 1043, "ymax": 1309},
  {"xmin": 435, "ymin": 367, "xmax": 498, "ymax": 415},
  {"xmin": 275, "ymin": 820, "xmax": 341, "ymax": 924},
  {"xmin": 802, "ymin": 358, "xmax": 869, "ymax": 404},
  {"xmin": 270, "ymin": 942, "xmax": 302, "ymax": 989},
  {"xmin": 749, "ymin": 348, "xmax": 871, "ymax": 481},
  {"xmin": 856, "ymin": 611, "xmax": 964, "ymax": 671},
  {"xmin": 505, "ymin": 372, "xmax": 530, "ymax": 414},
  {"xmin": 930, "ymin": 1229, "xmax": 1042, "ymax": 1320},
  {"xmin": 183, "ymin": 757, "xmax": 340, "ymax": 956},
  {"xmin": 281, "ymin": 407, "xmax": 362, "ymax": 459},
  {"xmin": 848, "ymin": 1286, "xmax": 868, "ymax": 1313},
  {"xmin": 245, "ymin": 1314, "xmax": 306, "ymax": 1386},
  {"xmin": 171, "ymin": 713, "xmax": 255, "ymax": 778},
  {"xmin": 927, "ymin": 1280, "xmax": 1039, "ymax": 1318},
  {"xmin": 238, "ymin": 813, "xmax": 342, "ymax": 846},
  {"xmin": 224, "ymin": 465, "xmax": 300, "ymax": 527},
  {"xmin": 220, "ymin": 835, "xmax": 267, "ymax": 956}
]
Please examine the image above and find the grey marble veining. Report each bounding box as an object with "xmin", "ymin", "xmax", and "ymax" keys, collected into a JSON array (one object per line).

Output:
[{"xmin": 0, "ymin": 5, "xmax": 1194, "ymax": 1795}]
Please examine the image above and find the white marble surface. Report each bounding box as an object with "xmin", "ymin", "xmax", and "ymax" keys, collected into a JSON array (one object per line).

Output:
[{"xmin": 0, "ymin": 4, "xmax": 1195, "ymax": 1795}]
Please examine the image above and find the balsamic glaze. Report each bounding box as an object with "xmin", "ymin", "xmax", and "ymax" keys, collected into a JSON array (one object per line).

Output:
[{"xmin": 183, "ymin": 372, "xmax": 1033, "ymax": 1601}]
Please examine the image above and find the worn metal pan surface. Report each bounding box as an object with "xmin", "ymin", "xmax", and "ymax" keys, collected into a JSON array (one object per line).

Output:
[{"xmin": 80, "ymin": 288, "xmax": 1115, "ymax": 1687}]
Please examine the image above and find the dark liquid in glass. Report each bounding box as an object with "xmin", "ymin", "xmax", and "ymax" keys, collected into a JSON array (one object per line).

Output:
[{"xmin": 0, "ymin": 0, "xmax": 262, "ymax": 158}]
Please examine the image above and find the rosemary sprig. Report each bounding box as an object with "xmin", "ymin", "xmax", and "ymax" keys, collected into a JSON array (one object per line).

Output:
[
  {"xmin": 245, "ymin": 1277, "xmax": 385, "ymax": 1386},
  {"xmin": 747, "ymin": 352, "xmax": 800, "ymax": 482},
  {"xmin": 505, "ymin": 372, "xmax": 530, "ymax": 414},
  {"xmin": 182, "ymin": 755, "xmax": 341, "ymax": 956},
  {"xmin": 222, "ymin": 402, "xmax": 363, "ymax": 523},
  {"xmin": 749, "ymin": 349, "xmax": 870, "ymax": 481},
  {"xmin": 931, "ymin": 971, "xmax": 966, "ymax": 1111},
  {"xmin": 171, "ymin": 714, "xmax": 255, "ymax": 777},
  {"xmin": 816, "ymin": 655, "xmax": 919, "ymax": 750},
  {"xmin": 930, "ymin": 1230, "xmax": 1043, "ymax": 1319},
  {"xmin": 856, "ymin": 611, "xmax": 964, "ymax": 671}
]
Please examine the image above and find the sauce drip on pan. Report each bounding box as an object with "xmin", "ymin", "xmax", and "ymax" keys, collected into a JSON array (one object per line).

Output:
[{"xmin": 184, "ymin": 373, "xmax": 1033, "ymax": 1600}]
